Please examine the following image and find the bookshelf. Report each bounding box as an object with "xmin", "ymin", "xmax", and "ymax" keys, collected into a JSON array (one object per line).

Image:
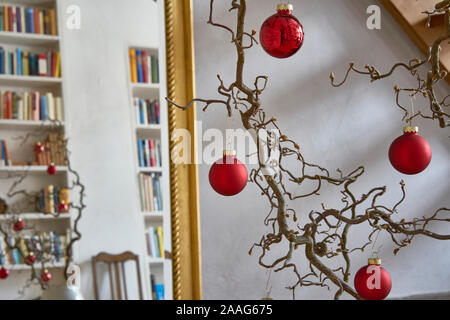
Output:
[
  {"xmin": 126, "ymin": 38, "xmax": 172, "ymax": 299},
  {"xmin": 3, "ymin": 260, "xmax": 65, "ymax": 271},
  {"xmin": 0, "ymin": 118, "xmax": 65, "ymax": 128},
  {"xmin": 0, "ymin": 0, "xmax": 72, "ymax": 298},
  {"xmin": 0, "ymin": 31, "xmax": 59, "ymax": 45},
  {"xmin": 0, "ymin": 212, "xmax": 71, "ymax": 220}
]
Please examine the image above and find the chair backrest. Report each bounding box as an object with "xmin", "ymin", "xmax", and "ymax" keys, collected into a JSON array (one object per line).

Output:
[{"xmin": 91, "ymin": 251, "xmax": 143, "ymax": 300}]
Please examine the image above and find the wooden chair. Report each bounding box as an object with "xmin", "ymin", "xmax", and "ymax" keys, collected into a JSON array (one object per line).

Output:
[{"xmin": 92, "ymin": 251, "xmax": 144, "ymax": 300}]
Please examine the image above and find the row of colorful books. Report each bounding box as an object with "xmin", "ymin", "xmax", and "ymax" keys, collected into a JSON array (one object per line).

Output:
[
  {"xmin": 0, "ymin": 229, "xmax": 70, "ymax": 265},
  {"xmin": 0, "ymin": 90, "xmax": 63, "ymax": 121},
  {"xmin": 137, "ymin": 138, "xmax": 161, "ymax": 168},
  {"xmin": 0, "ymin": 5, "xmax": 57, "ymax": 35},
  {"xmin": 0, "ymin": 139, "xmax": 11, "ymax": 166},
  {"xmin": 0, "ymin": 47, "xmax": 61, "ymax": 77},
  {"xmin": 33, "ymin": 133, "xmax": 67, "ymax": 166},
  {"xmin": 139, "ymin": 173, "xmax": 163, "ymax": 212},
  {"xmin": 150, "ymin": 274, "xmax": 164, "ymax": 300},
  {"xmin": 146, "ymin": 225, "xmax": 163, "ymax": 258},
  {"xmin": 37, "ymin": 185, "xmax": 70, "ymax": 214},
  {"xmin": 134, "ymin": 98, "xmax": 160, "ymax": 125},
  {"xmin": 129, "ymin": 49, "xmax": 159, "ymax": 84}
]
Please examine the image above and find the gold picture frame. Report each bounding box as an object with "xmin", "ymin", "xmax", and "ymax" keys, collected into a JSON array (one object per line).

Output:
[{"xmin": 164, "ymin": 0, "xmax": 202, "ymax": 300}]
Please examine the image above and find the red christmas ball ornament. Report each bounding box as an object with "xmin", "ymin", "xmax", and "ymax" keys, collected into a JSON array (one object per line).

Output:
[
  {"xmin": 354, "ymin": 258, "xmax": 392, "ymax": 300},
  {"xmin": 259, "ymin": 3, "xmax": 304, "ymax": 59},
  {"xmin": 41, "ymin": 269, "xmax": 52, "ymax": 283},
  {"xmin": 58, "ymin": 201, "xmax": 69, "ymax": 213},
  {"xmin": 47, "ymin": 163, "xmax": 57, "ymax": 175},
  {"xmin": 34, "ymin": 142, "xmax": 45, "ymax": 153},
  {"xmin": 0, "ymin": 267, "xmax": 9, "ymax": 279},
  {"xmin": 389, "ymin": 126, "xmax": 431, "ymax": 175},
  {"xmin": 25, "ymin": 253, "xmax": 36, "ymax": 265},
  {"xmin": 13, "ymin": 219, "xmax": 25, "ymax": 232},
  {"xmin": 209, "ymin": 150, "xmax": 248, "ymax": 196}
]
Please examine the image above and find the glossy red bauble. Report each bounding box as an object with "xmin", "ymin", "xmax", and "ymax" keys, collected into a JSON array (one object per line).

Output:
[
  {"xmin": 389, "ymin": 127, "xmax": 431, "ymax": 175},
  {"xmin": 47, "ymin": 163, "xmax": 57, "ymax": 175},
  {"xmin": 0, "ymin": 267, "xmax": 9, "ymax": 279},
  {"xmin": 25, "ymin": 253, "xmax": 36, "ymax": 265},
  {"xmin": 209, "ymin": 152, "xmax": 248, "ymax": 196},
  {"xmin": 34, "ymin": 142, "xmax": 45, "ymax": 153},
  {"xmin": 259, "ymin": 3, "xmax": 304, "ymax": 58},
  {"xmin": 13, "ymin": 219, "xmax": 25, "ymax": 232},
  {"xmin": 58, "ymin": 202, "xmax": 69, "ymax": 213},
  {"xmin": 41, "ymin": 270, "xmax": 52, "ymax": 283},
  {"xmin": 354, "ymin": 258, "xmax": 391, "ymax": 300}
]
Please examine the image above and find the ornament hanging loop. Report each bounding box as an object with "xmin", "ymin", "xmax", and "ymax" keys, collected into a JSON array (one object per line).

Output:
[
  {"xmin": 408, "ymin": 94, "xmax": 416, "ymax": 126},
  {"xmin": 370, "ymin": 228, "xmax": 383, "ymax": 259},
  {"xmin": 264, "ymin": 268, "xmax": 273, "ymax": 299}
]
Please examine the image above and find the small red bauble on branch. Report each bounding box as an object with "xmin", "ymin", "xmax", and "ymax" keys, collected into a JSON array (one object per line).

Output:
[
  {"xmin": 354, "ymin": 258, "xmax": 392, "ymax": 300},
  {"xmin": 259, "ymin": 3, "xmax": 304, "ymax": 59},
  {"xmin": 34, "ymin": 142, "xmax": 45, "ymax": 154},
  {"xmin": 13, "ymin": 219, "xmax": 25, "ymax": 232},
  {"xmin": 209, "ymin": 150, "xmax": 248, "ymax": 196},
  {"xmin": 25, "ymin": 253, "xmax": 36, "ymax": 265},
  {"xmin": 47, "ymin": 162, "xmax": 57, "ymax": 175},
  {"xmin": 41, "ymin": 269, "xmax": 52, "ymax": 283},
  {"xmin": 0, "ymin": 267, "xmax": 9, "ymax": 279},
  {"xmin": 389, "ymin": 126, "xmax": 432, "ymax": 175},
  {"xmin": 58, "ymin": 201, "xmax": 69, "ymax": 213}
]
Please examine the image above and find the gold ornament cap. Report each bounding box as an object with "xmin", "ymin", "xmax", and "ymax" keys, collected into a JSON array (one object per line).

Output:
[
  {"xmin": 403, "ymin": 126, "xmax": 418, "ymax": 134},
  {"xmin": 223, "ymin": 150, "xmax": 237, "ymax": 156},
  {"xmin": 368, "ymin": 258, "xmax": 381, "ymax": 265},
  {"xmin": 277, "ymin": 3, "xmax": 293, "ymax": 11}
]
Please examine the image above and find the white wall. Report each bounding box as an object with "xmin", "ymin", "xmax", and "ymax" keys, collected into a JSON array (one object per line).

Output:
[{"xmin": 193, "ymin": 0, "xmax": 450, "ymax": 299}]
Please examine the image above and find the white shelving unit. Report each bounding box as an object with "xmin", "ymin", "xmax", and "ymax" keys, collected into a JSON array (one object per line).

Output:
[
  {"xmin": 0, "ymin": 74, "xmax": 62, "ymax": 86},
  {"xmin": 125, "ymin": 3, "xmax": 172, "ymax": 299},
  {"xmin": 0, "ymin": 119, "xmax": 65, "ymax": 128},
  {"xmin": 0, "ymin": 165, "xmax": 67, "ymax": 173},
  {"xmin": 0, "ymin": 31, "xmax": 59, "ymax": 46},
  {"xmin": 0, "ymin": 0, "xmax": 73, "ymax": 297},
  {"xmin": 3, "ymin": 260, "xmax": 65, "ymax": 271},
  {"xmin": 0, "ymin": 213, "xmax": 72, "ymax": 220}
]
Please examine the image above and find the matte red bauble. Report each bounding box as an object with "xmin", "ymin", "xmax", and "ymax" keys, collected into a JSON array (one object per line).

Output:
[
  {"xmin": 209, "ymin": 151, "xmax": 248, "ymax": 196},
  {"xmin": 259, "ymin": 3, "xmax": 304, "ymax": 58},
  {"xmin": 389, "ymin": 126, "xmax": 431, "ymax": 175},
  {"xmin": 47, "ymin": 163, "xmax": 57, "ymax": 175},
  {"xmin": 58, "ymin": 202, "xmax": 69, "ymax": 213},
  {"xmin": 13, "ymin": 219, "xmax": 25, "ymax": 232},
  {"xmin": 41, "ymin": 270, "xmax": 52, "ymax": 283},
  {"xmin": 25, "ymin": 253, "xmax": 36, "ymax": 265},
  {"xmin": 354, "ymin": 258, "xmax": 392, "ymax": 300},
  {"xmin": 0, "ymin": 267, "xmax": 9, "ymax": 279}
]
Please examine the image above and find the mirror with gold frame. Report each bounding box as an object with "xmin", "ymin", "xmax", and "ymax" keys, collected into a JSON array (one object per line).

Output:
[{"xmin": 0, "ymin": 0, "xmax": 200, "ymax": 300}]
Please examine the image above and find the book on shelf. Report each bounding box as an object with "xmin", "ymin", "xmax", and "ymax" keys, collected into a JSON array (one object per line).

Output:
[
  {"xmin": 0, "ymin": 139, "xmax": 11, "ymax": 166},
  {"xmin": 129, "ymin": 48, "xmax": 159, "ymax": 84},
  {"xmin": 0, "ymin": 47, "xmax": 60, "ymax": 77},
  {"xmin": 149, "ymin": 275, "xmax": 164, "ymax": 300},
  {"xmin": 37, "ymin": 185, "xmax": 69, "ymax": 214},
  {"xmin": 150, "ymin": 274, "xmax": 157, "ymax": 300},
  {"xmin": 0, "ymin": 5, "xmax": 57, "ymax": 35},
  {"xmin": 139, "ymin": 173, "xmax": 163, "ymax": 212},
  {"xmin": 0, "ymin": 90, "xmax": 63, "ymax": 121},
  {"xmin": 34, "ymin": 132, "xmax": 67, "ymax": 166},
  {"xmin": 137, "ymin": 138, "xmax": 161, "ymax": 168},
  {"xmin": 155, "ymin": 284, "xmax": 164, "ymax": 300},
  {"xmin": 146, "ymin": 225, "xmax": 163, "ymax": 258},
  {"xmin": 134, "ymin": 98, "xmax": 160, "ymax": 125},
  {"xmin": 0, "ymin": 229, "xmax": 70, "ymax": 266}
]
